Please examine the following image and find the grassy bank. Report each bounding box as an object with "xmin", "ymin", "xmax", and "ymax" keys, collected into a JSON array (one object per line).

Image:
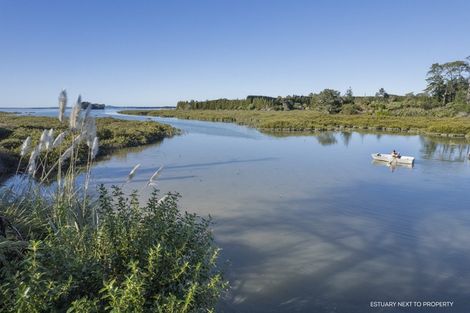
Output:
[
  {"xmin": 0, "ymin": 112, "xmax": 178, "ymax": 179},
  {"xmin": 0, "ymin": 100, "xmax": 224, "ymax": 311},
  {"xmin": 120, "ymin": 109, "xmax": 470, "ymax": 138}
]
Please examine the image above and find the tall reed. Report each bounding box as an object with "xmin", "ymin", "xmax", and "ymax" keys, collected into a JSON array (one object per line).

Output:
[{"xmin": 0, "ymin": 91, "xmax": 226, "ymax": 312}]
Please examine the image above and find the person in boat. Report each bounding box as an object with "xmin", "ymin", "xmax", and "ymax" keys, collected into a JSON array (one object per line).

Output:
[{"xmin": 391, "ymin": 150, "xmax": 401, "ymax": 158}]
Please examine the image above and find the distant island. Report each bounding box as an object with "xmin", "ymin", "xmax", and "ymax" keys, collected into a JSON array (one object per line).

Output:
[{"xmin": 81, "ymin": 101, "xmax": 105, "ymax": 110}]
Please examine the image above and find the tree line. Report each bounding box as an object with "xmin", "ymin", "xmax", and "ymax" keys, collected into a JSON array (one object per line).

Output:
[{"xmin": 176, "ymin": 57, "xmax": 470, "ymax": 117}]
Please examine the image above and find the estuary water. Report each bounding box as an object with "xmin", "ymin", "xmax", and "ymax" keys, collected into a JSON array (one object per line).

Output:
[{"xmin": 4, "ymin": 108, "xmax": 470, "ymax": 312}]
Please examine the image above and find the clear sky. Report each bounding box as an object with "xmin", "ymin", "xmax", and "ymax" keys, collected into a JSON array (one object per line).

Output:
[{"xmin": 1, "ymin": 0, "xmax": 470, "ymax": 107}]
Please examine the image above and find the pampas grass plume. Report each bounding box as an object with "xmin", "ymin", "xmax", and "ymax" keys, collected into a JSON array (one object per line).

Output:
[
  {"xmin": 91, "ymin": 137, "xmax": 99, "ymax": 160},
  {"xmin": 20, "ymin": 136, "xmax": 32, "ymax": 157},
  {"xmin": 69, "ymin": 96, "xmax": 82, "ymax": 130},
  {"xmin": 59, "ymin": 146, "xmax": 73, "ymax": 162},
  {"xmin": 58, "ymin": 89, "xmax": 67, "ymax": 123},
  {"xmin": 52, "ymin": 131, "xmax": 66, "ymax": 148}
]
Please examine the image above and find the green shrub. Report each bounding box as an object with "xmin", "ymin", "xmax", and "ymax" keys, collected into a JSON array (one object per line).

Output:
[
  {"xmin": 0, "ymin": 128, "xmax": 13, "ymax": 140},
  {"xmin": 341, "ymin": 104, "xmax": 360, "ymax": 115},
  {"xmin": 0, "ymin": 92, "xmax": 225, "ymax": 312},
  {"xmin": 0, "ymin": 187, "xmax": 225, "ymax": 313},
  {"xmin": 0, "ymin": 138, "xmax": 23, "ymax": 150}
]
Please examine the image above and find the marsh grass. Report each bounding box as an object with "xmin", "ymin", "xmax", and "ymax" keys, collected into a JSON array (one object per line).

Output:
[
  {"xmin": 0, "ymin": 92, "xmax": 225, "ymax": 312},
  {"xmin": 122, "ymin": 109, "xmax": 470, "ymax": 138},
  {"xmin": 0, "ymin": 111, "xmax": 178, "ymax": 179}
]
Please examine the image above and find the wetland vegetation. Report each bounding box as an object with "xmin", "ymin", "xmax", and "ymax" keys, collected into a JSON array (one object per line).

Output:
[
  {"xmin": 0, "ymin": 92, "xmax": 225, "ymax": 312},
  {"xmin": 122, "ymin": 109, "xmax": 470, "ymax": 138},
  {"xmin": 123, "ymin": 58, "xmax": 470, "ymax": 138},
  {"xmin": 0, "ymin": 111, "xmax": 178, "ymax": 179}
]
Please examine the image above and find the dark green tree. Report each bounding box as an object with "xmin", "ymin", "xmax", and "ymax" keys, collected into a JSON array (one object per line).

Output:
[
  {"xmin": 425, "ymin": 63, "xmax": 446, "ymax": 103},
  {"xmin": 317, "ymin": 89, "xmax": 342, "ymax": 114},
  {"xmin": 425, "ymin": 60, "xmax": 470, "ymax": 104},
  {"xmin": 467, "ymin": 56, "xmax": 470, "ymax": 104},
  {"xmin": 375, "ymin": 88, "xmax": 389, "ymax": 100},
  {"xmin": 343, "ymin": 87, "xmax": 354, "ymax": 104}
]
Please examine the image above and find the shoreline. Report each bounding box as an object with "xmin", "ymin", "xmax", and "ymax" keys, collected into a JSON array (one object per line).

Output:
[
  {"xmin": 120, "ymin": 109, "xmax": 470, "ymax": 140},
  {"xmin": 0, "ymin": 112, "xmax": 179, "ymax": 181}
]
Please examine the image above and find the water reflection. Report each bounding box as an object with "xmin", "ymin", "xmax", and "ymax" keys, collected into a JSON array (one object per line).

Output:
[
  {"xmin": 99, "ymin": 140, "xmax": 166, "ymax": 161},
  {"xmin": 420, "ymin": 137, "xmax": 470, "ymax": 162},
  {"xmin": 315, "ymin": 132, "xmax": 338, "ymax": 146},
  {"xmin": 3, "ymin": 108, "xmax": 470, "ymax": 313},
  {"xmin": 371, "ymin": 160, "xmax": 413, "ymax": 172},
  {"xmin": 217, "ymin": 180, "xmax": 470, "ymax": 312},
  {"xmin": 263, "ymin": 128, "xmax": 470, "ymax": 164},
  {"xmin": 340, "ymin": 132, "xmax": 352, "ymax": 146}
]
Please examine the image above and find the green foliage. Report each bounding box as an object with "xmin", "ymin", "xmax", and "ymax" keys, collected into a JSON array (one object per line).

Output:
[
  {"xmin": 343, "ymin": 87, "xmax": 354, "ymax": 104},
  {"xmin": 167, "ymin": 58, "xmax": 470, "ymax": 118},
  {"xmin": 425, "ymin": 60, "xmax": 470, "ymax": 104},
  {"xmin": 122, "ymin": 109, "xmax": 470, "ymax": 138},
  {"xmin": 0, "ymin": 95, "xmax": 224, "ymax": 312},
  {"xmin": 375, "ymin": 88, "xmax": 389, "ymax": 100},
  {"xmin": 0, "ymin": 187, "xmax": 226, "ymax": 312},
  {"xmin": 0, "ymin": 112, "xmax": 178, "ymax": 178},
  {"xmin": 176, "ymin": 96, "xmax": 280, "ymax": 111},
  {"xmin": 341, "ymin": 103, "xmax": 360, "ymax": 115},
  {"xmin": 316, "ymin": 89, "xmax": 343, "ymax": 114},
  {"xmin": 170, "ymin": 87, "xmax": 470, "ymax": 117}
]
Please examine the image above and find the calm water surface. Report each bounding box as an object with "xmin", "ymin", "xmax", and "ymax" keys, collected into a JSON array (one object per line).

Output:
[{"xmin": 5, "ymin": 108, "xmax": 470, "ymax": 313}]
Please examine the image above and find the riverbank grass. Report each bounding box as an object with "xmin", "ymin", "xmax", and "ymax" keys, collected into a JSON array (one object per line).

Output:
[
  {"xmin": 121, "ymin": 109, "xmax": 470, "ymax": 138},
  {"xmin": 0, "ymin": 111, "xmax": 178, "ymax": 178},
  {"xmin": 0, "ymin": 91, "xmax": 226, "ymax": 312}
]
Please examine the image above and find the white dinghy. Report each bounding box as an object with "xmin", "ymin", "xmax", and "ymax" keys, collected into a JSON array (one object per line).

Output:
[{"xmin": 371, "ymin": 153, "xmax": 415, "ymax": 165}]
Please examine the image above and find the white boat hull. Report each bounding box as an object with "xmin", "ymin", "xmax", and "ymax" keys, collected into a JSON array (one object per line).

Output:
[{"xmin": 371, "ymin": 153, "xmax": 414, "ymax": 165}]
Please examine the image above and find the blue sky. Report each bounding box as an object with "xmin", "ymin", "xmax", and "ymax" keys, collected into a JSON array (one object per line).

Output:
[{"xmin": 1, "ymin": 0, "xmax": 469, "ymax": 107}]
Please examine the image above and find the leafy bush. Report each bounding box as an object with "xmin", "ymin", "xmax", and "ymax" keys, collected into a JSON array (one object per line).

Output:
[
  {"xmin": 341, "ymin": 104, "xmax": 360, "ymax": 115},
  {"xmin": 0, "ymin": 91, "xmax": 225, "ymax": 312},
  {"xmin": 316, "ymin": 89, "xmax": 343, "ymax": 114},
  {"xmin": 0, "ymin": 138, "xmax": 23, "ymax": 150},
  {"xmin": 0, "ymin": 187, "xmax": 225, "ymax": 313}
]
